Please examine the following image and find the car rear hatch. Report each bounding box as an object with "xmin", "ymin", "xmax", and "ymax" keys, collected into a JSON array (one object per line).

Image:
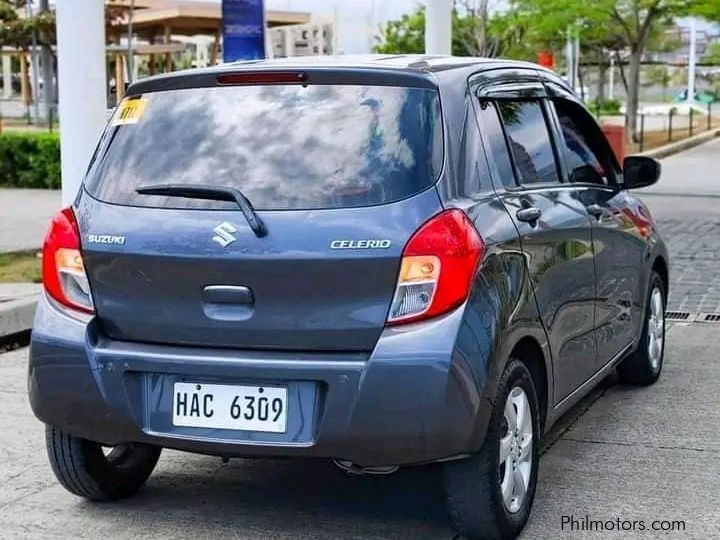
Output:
[{"xmin": 77, "ymin": 69, "xmax": 444, "ymax": 351}]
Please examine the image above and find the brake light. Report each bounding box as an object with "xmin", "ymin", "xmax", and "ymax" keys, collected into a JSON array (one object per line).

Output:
[
  {"xmin": 387, "ymin": 209, "xmax": 485, "ymax": 325},
  {"xmin": 42, "ymin": 207, "xmax": 94, "ymax": 314},
  {"xmin": 217, "ymin": 71, "xmax": 308, "ymax": 85}
]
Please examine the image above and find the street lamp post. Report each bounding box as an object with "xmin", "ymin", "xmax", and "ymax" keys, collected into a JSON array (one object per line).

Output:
[
  {"xmin": 687, "ymin": 17, "xmax": 697, "ymax": 104},
  {"xmin": 425, "ymin": 0, "xmax": 451, "ymax": 55},
  {"xmin": 25, "ymin": 1, "xmax": 40, "ymax": 123},
  {"xmin": 127, "ymin": 0, "xmax": 136, "ymax": 84},
  {"xmin": 56, "ymin": 0, "xmax": 107, "ymax": 206}
]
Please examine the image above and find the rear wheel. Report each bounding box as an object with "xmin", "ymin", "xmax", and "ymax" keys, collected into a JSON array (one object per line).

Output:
[
  {"xmin": 617, "ymin": 272, "xmax": 666, "ymax": 385},
  {"xmin": 46, "ymin": 426, "xmax": 161, "ymax": 501},
  {"xmin": 443, "ymin": 360, "xmax": 540, "ymax": 540}
]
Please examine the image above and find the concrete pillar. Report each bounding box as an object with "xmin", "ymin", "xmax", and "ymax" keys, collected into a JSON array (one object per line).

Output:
[
  {"xmin": 39, "ymin": 0, "xmax": 55, "ymax": 118},
  {"xmin": 425, "ymin": 0, "xmax": 451, "ymax": 55},
  {"xmin": 283, "ymin": 28, "xmax": 294, "ymax": 58},
  {"xmin": 2, "ymin": 54, "xmax": 12, "ymax": 99},
  {"xmin": 148, "ymin": 32, "xmax": 156, "ymax": 76},
  {"xmin": 115, "ymin": 54, "xmax": 125, "ymax": 104},
  {"xmin": 210, "ymin": 29, "xmax": 220, "ymax": 65},
  {"xmin": 56, "ymin": 0, "xmax": 107, "ymax": 206},
  {"xmin": 20, "ymin": 52, "xmax": 32, "ymax": 107},
  {"xmin": 164, "ymin": 25, "xmax": 172, "ymax": 72}
]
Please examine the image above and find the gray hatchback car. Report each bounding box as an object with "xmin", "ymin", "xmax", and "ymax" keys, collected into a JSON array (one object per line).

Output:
[{"xmin": 30, "ymin": 55, "xmax": 669, "ymax": 539}]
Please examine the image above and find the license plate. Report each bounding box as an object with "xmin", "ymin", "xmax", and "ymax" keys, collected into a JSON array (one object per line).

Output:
[{"xmin": 172, "ymin": 382, "xmax": 288, "ymax": 433}]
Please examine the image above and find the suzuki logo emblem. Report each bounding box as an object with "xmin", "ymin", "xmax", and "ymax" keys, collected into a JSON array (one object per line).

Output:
[{"xmin": 212, "ymin": 222, "xmax": 237, "ymax": 247}]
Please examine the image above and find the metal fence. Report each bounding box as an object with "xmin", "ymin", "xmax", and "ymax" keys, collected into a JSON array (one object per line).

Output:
[
  {"xmin": 0, "ymin": 100, "xmax": 58, "ymax": 134},
  {"xmin": 637, "ymin": 103, "xmax": 716, "ymax": 152}
]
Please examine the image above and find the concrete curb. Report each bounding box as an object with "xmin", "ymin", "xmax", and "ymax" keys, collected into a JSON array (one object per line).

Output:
[
  {"xmin": 641, "ymin": 127, "xmax": 720, "ymax": 160},
  {"xmin": 0, "ymin": 284, "xmax": 41, "ymax": 339}
]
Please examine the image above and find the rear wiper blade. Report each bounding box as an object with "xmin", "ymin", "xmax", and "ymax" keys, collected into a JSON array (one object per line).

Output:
[{"xmin": 135, "ymin": 183, "xmax": 267, "ymax": 238}]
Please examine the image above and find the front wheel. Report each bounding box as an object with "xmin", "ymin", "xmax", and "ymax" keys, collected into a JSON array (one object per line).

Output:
[
  {"xmin": 443, "ymin": 359, "xmax": 540, "ymax": 540},
  {"xmin": 46, "ymin": 426, "xmax": 161, "ymax": 501},
  {"xmin": 617, "ymin": 272, "xmax": 666, "ymax": 386}
]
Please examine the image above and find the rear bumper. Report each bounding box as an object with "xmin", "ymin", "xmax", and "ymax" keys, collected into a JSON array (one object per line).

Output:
[{"xmin": 29, "ymin": 294, "xmax": 491, "ymax": 467}]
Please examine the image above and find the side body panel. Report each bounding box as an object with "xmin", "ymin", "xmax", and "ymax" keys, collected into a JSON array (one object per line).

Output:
[
  {"xmin": 468, "ymin": 68, "xmax": 598, "ymax": 405},
  {"xmin": 435, "ymin": 69, "xmax": 552, "ymax": 446},
  {"xmin": 542, "ymin": 94, "xmax": 658, "ymax": 367},
  {"xmin": 579, "ymin": 187, "xmax": 649, "ymax": 363},
  {"xmin": 499, "ymin": 188, "xmax": 596, "ymax": 402}
]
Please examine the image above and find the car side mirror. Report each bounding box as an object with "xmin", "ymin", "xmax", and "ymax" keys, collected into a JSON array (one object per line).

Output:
[{"xmin": 622, "ymin": 156, "xmax": 661, "ymax": 190}]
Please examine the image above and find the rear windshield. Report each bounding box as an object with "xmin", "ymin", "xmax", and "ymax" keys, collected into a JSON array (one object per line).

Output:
[{"xmin": 84, "ymin": 84, "xmax": 443, "ymax": 210}]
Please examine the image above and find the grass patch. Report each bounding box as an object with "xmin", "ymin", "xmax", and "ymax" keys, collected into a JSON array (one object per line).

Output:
[{"xmin": 0, "ymin": 250, "xmax": 41, "ymax": 283}]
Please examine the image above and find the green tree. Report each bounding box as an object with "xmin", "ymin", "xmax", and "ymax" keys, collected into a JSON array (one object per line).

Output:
[
  {"xmin": 374, "ymin": 8, "xmax": 424, "ymax": 55},
  {"xmin": 606, "ymin": 1, "xmax": 695, "ymax": 141},
  {"xmin": 0, "ymin": 1, "xmax": 54, "ymax": 49},
  {"xmin": 374, "ymin": 5, "xmax": 530, "ymax": 58},
  {"xmin": 510, "ymin": 0, "xmax": 697, "ymax": 141},
  {"xmin": 706, "ymin": 43, "xmax": 720, "ymax": 65},
  {"xmin": 512, "ymin": 0, "xmax": 625, "ymax": 103},
  {"xmin": 692, "ymin": 0, "xmax": 720, "ymax": 22},
  {"xmin": 645, "ymin": 65, "xmax": 672, "ymax": 100}
]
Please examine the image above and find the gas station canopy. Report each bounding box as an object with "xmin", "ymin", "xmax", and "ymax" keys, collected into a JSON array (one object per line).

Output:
[{"xmin": 107, "ymin": 0, "xmax": 311, "ymax": 38}]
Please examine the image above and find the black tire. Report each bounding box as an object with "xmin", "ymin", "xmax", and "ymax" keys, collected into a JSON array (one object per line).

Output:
[
  {"xmin": 443, "ymin": 359, "xmax": 540, "ymax": 540},
  {"xmin": 45, "ymin": 426, "xmax": 161, "ymax": 501},
  {"xmin": 617, "ymin": 272, "xmax": 666, "ymax": 386}
]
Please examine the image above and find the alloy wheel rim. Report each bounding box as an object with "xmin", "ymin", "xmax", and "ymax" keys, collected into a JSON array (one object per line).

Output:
[
  {"xmin": 499, "ymin": 386, "xmax": 533, "ymax": 514},
  {"xmin": 647, "ymin": 287, "xmax": 665, "ymax": 370}
]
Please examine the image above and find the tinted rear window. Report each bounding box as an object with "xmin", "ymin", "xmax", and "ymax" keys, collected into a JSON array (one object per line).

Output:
[{"xmin": 85, "ymin": 84, "xmax": 443, "ymax": 210}]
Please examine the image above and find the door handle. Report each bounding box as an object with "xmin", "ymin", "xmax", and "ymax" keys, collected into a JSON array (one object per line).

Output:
[
  {"xmin": 202, "ymin": 285, "xmax": 253, "ymax": 305},
  {"xmin": 516, "ymin": 207, "xmax": 542, "ymax": 224},
  {"xmin": 587, "ymin": 204, "xmax": 606, "ymax": 219}
]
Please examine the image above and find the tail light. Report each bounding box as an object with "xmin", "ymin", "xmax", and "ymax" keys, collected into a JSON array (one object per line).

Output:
[
  {"xmin": 42, "ymin": 207, "xmax": 95, "ymax": 314},
  {"xmin": 217, "ymin": 71, "xmax": 308, "ymax": 85},
  {"xmin": 387, "ymin": 209, "xmax": 485, "ymax": 325}
]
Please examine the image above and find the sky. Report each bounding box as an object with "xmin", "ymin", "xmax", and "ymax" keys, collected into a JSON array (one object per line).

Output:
[{"xmin": 265, "ymin": 0, "xmax": 421, "ymax": 54}]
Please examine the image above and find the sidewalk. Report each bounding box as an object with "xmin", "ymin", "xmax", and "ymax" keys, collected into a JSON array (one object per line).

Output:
[
  {"xmin": 0, "ymin": 283, "xmax": 40, "ymax": 339},
  {"xmin": 638, "ymin": 136, "xmax": 720, "ymax": 197}
]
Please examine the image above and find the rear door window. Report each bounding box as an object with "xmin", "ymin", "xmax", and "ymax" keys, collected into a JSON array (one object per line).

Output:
[
  {"xmin": 85, "ymin": 84, "xmax": 443, "ymax": 210},
  {"xmin": 474, "ymin": 101, "xmax": 518, "ymax": 189},
  {"xmin": 496, "ymin": 101, "xmax": 560, "ymax": 186}
]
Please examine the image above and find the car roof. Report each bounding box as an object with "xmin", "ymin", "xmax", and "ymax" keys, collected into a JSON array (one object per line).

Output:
[
  {"xmin": 127, "ymin": 54, "xmax": 567, "ymax": 96},
  {"xmin": 220, "ymin": 54, "xmax": 527, "ymax": 71}
]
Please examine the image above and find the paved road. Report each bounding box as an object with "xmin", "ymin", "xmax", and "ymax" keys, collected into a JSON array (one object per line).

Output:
[
  {"xmin": 633, "ymin": 138, "xmax": 720, "ymax": 314},
  {"xmin": 639, "ymin": 136, "xmax": 720, "ymax": 197},
  {"xmin": 0, "ymin": 189, "xmax": 60, "ymax": 252},
  {"xmin": 636, "ymin": 193, "xmax": 720, "ymax": 315},
  {"xmin": 2, "ymin": 323, "xmax": 718, "ymax": 539}
]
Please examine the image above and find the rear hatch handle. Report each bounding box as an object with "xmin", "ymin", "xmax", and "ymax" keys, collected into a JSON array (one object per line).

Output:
[{"xmin": 135, "ymin": 183, "xmax": 267, "ymax": 237}]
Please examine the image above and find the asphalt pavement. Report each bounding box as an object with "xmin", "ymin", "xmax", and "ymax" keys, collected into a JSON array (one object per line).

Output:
[{"xmin": 638, "ymin": 136, "xmax": 720, "ymax": 197}]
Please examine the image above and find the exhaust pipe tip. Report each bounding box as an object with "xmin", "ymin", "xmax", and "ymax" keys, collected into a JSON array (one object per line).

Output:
[{"xmin": 333, "ymin": 459, "xmax": 399, "ymax": 476}]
